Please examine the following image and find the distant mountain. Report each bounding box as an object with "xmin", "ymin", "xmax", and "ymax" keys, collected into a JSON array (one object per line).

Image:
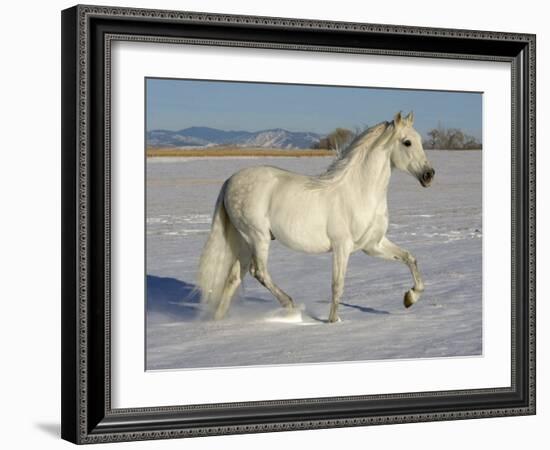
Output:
[{"xmin": 147, "ymin": 127, "xmax": 323, "ymax": 149}]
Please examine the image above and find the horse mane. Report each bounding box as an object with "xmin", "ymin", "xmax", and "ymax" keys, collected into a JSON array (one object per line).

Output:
[{"xmin": 308, "ymin": 120, "xmax": 394, "ymax": 190}]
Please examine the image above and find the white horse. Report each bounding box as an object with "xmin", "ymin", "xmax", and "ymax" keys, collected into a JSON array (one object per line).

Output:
[{"xmin": 197, "ymin": 112, "xmax": 435, "ymax": 322}]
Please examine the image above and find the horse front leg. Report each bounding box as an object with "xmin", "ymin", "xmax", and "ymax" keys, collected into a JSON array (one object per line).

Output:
[
  {"xmin": 328, "ymin": 244, "xmax": 351, "ymax": 323},
  {"xmin": 364, "ymin": 236, "xmax": 424, "ymax": 308}
]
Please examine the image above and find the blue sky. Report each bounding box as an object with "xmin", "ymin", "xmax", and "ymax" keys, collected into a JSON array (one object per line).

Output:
[{"xmin": 146, "ymin": 78, "xmax": 482, "ymax": 139}]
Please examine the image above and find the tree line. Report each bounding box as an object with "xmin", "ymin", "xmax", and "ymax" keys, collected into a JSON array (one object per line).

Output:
[
  {"xmin": 313, "ymin": 124, "xmax": 481, "ymax": 151},
  {"xmin": 423, "ymin": 125, "xmax": 481, "ymax": 150}
]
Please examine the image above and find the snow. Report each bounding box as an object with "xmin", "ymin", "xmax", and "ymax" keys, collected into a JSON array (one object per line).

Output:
[{"xmin": 146, "ymin": 151, "xmax": 482, "ymax": 370}]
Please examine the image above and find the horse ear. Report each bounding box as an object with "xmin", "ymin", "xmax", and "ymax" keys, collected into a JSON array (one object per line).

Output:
[
  {"xmin": 405, "ymin": 111, "xmax": 414, "ymax": 126},
  {"xmin": 393, "ymin": 111, "xmax": 403, "ymax": 126}
]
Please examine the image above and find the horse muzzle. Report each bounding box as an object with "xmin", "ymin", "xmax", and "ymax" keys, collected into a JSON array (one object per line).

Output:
[{"xmin": 419, "ymin": 168, "xmax": 435, "ymax": 187}]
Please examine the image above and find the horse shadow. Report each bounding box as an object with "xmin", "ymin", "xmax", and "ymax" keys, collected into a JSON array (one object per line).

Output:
[
  {"xmin": 314, "ymin": 299, "xmax": 389, "ymax": 316},
  {"xmin": 303, "ymin": 300, "xmax": 390, "ymax": 323},
  {"xmin": 340, "ymin": 301, "xmax": 390, "ymax": 315},
  {"xmin": 146, "ymin": 275, "xmax": 202, "ymax": 322}
]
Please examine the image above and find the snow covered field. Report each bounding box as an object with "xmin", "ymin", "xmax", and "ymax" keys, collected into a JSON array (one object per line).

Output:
[{"xmin": 146, "ymin": 151, "xmax": 482, "ymax": 370}]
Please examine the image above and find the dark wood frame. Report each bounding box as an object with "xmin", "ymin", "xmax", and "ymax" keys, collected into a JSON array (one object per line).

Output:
[{"xmin": 61, "ymin": 4, "xmax": 536, "ymax": 444}]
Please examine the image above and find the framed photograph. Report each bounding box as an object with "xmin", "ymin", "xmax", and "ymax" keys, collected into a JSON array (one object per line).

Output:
[{"xmin": 61, "ymin": 4, "xmax": 536, "ymax": 444}]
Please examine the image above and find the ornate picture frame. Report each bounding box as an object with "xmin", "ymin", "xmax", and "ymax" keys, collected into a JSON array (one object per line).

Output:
[{"xmin": 61, "ymin": 4, "xmax": 535, "ymax": 444}]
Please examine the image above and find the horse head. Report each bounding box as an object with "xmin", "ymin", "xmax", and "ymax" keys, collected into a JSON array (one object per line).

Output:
[{"xmin": 389, "ymin": 112, "xmax": 435, "ymax": 187}]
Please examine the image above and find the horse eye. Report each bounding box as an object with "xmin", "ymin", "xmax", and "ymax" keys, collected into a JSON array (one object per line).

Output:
[{"xmin": 403, "ymin": 139, "xmax": 412, "ymax": 147}]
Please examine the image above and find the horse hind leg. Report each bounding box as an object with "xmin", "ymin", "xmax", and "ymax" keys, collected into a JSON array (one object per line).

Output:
[
  {"xmin": 214, "ymin": 250, "xmax": 251, "ymax": 320},
  {"xmin": 250, "ymin": 240, "xmax": 295, "ymax": 309}
]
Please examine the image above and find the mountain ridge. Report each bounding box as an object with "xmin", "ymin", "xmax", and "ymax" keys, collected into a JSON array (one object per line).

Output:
[{"xmin": 147, "ymin": 126, "xmax": 323, "ymax": 149}]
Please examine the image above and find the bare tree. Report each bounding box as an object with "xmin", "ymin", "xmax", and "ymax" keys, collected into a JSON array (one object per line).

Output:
[
  {"xmin": 314, "ymin": 127, "xmax": 355, "ymax": 151},
  {"xmin": 424, "ymin": 124, "xmax": 481, "ymax": 150}
]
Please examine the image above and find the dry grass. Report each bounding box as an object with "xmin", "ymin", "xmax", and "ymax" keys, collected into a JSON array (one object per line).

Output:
[{"xmin": 147, "ymin": 146, "xmax": 334, "ymax": 158}]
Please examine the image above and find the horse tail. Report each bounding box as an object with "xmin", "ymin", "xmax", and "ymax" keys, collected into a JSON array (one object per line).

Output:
[{"xmin": 197, "ymin": 181, "xmax": 242, "ymax": 314}]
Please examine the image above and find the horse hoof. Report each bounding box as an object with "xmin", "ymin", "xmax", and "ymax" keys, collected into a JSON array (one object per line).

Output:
[
  {"xmin": 404, "ymin": 289, "xmax": 419, "ymax": 308},
  {"xmin": 328, "ymin": 315, "xmax": 341, "ymax": 323}
]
